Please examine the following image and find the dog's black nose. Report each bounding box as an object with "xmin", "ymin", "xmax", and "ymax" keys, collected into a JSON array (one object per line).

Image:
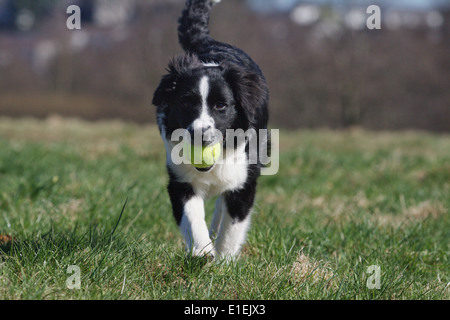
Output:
[
  {"xmin": 189, "ymin": 126, "xmax": 215, "ymax": 146},
  {"xmin": 202, "ymin": 125, "xmax": 212, "ymax": 134}
]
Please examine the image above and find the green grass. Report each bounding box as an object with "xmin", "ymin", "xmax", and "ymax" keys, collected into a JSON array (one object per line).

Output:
[{"xmin": 0, "ymin": 117, "xmax": 449, "ymax": 300}]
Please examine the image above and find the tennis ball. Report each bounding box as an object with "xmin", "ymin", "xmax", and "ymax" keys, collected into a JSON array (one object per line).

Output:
[{"xmin": 184, "ymin": 142, "xmax": 221, "ymax": 168}]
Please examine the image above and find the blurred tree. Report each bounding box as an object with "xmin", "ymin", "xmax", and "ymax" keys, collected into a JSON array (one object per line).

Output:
[{"xmin": 0, "ymin": 0, "xmax": 449, "ymax": 130}]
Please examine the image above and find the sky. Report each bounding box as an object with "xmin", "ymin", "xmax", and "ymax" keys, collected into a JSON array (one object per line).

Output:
[{"xmin": 246, "ymin": 0, "xmax": 450, "ymax": 12}]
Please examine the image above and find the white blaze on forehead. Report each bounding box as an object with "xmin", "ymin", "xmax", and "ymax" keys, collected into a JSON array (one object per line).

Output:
[
  {"xmin": 202, "ymin": 62, "xmax": 220, "ymax": 67},
  {"xmin": 192, "ymin": 76, "xmax": 215, "ymax": 133},
  {"xmin": 199, "ymin": 76, "xmax": 209, "ymax": 107}
]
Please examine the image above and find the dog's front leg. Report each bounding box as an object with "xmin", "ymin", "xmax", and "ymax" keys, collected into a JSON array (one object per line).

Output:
[
  {"xmin": 214, "ymin": 184, "xmax": 256, "ymax": 261},
  {"xmin": 180, "ymin": 195, "xmax": 215, "ymax": 257},
  {"xmin": 209, "ymin": 196, "xmax": 224, "ymax": 240},
  {"xmin": 214, "ymin": 209, "xmax": 252, "ymax": 261},
  {"xmin": 168, "ymin": 181, "xmax": 215, "ymax": 257}
]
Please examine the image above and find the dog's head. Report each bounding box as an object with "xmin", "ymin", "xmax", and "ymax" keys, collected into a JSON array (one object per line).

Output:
[{"xmin": 153, "ymin": 54, "xmax": 267, "ymax": 147}]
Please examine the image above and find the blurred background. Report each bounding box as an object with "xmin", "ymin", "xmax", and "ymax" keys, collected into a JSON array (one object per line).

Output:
[{"xmin": 0, "ymin": 0, "xmax": 449, "ymax": 132}]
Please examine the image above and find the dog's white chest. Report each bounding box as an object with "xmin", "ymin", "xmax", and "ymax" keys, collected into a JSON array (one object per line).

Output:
[
  {"xmin": 166, "ymin": 142, "xmax": 248, "ymax": 199},
  {"xmin": 192, "ymin": 160, "xmax": 248, "ymax": 198}
]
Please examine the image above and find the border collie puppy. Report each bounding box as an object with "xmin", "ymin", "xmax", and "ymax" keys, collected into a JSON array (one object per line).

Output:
[{"xmin": 152, "ymin": 0, "xmax": 269, "ymax": 260}]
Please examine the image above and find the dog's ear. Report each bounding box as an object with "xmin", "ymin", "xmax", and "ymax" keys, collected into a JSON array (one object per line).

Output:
[
  {"xmin": 152, "ymin": 53, "xmax": 202, "ymax": 107},
  {"xmin": 224, "ymin": 65, "xmax": 268, "ymax": 129},
  {"xmin": 152, "ymin": 72, "xmax": 177, "ymax": 107}
]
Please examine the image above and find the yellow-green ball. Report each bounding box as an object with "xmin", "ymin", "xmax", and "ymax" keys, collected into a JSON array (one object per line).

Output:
[{"xmin": 184, "ymin": 142, "xmax": 221, "ymax": 168}]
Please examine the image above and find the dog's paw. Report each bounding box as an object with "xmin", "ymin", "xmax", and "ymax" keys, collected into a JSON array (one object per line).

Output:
[
  {"xmin": 214, "ymin": 252, "xmax": 239, "ymax": 264},
  {"xmin": 190, "ymin": 245, "xmax": 216, "ymax": 261},
  {"xmin": 209, "ymin": 0, "xmax": 221, "ymax": 4},
  {"xmin": 189, "ymin": 251, "xmax": 215, "ymax": 266}
]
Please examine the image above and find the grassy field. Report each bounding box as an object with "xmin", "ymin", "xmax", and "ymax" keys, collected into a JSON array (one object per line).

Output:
[{"xmin": 0, "ymin": 117, "xmax": 448, "ymax": 300}]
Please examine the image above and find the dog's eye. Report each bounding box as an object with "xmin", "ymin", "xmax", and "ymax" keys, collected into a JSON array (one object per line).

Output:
[{"xmin": 214, "ymin": 102, "xmax": 228, "ymax": 111}]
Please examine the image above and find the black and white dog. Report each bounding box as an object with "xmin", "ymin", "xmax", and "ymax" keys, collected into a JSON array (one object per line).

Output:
[{"xmin": 152, "ymin": 0, "xmax": 269, "ymax": 260}]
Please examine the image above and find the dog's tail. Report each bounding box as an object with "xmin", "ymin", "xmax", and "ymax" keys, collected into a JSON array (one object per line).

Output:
[{"xmin": 178, "ymin": 0, "xmax": 221, "ymax": 53}]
